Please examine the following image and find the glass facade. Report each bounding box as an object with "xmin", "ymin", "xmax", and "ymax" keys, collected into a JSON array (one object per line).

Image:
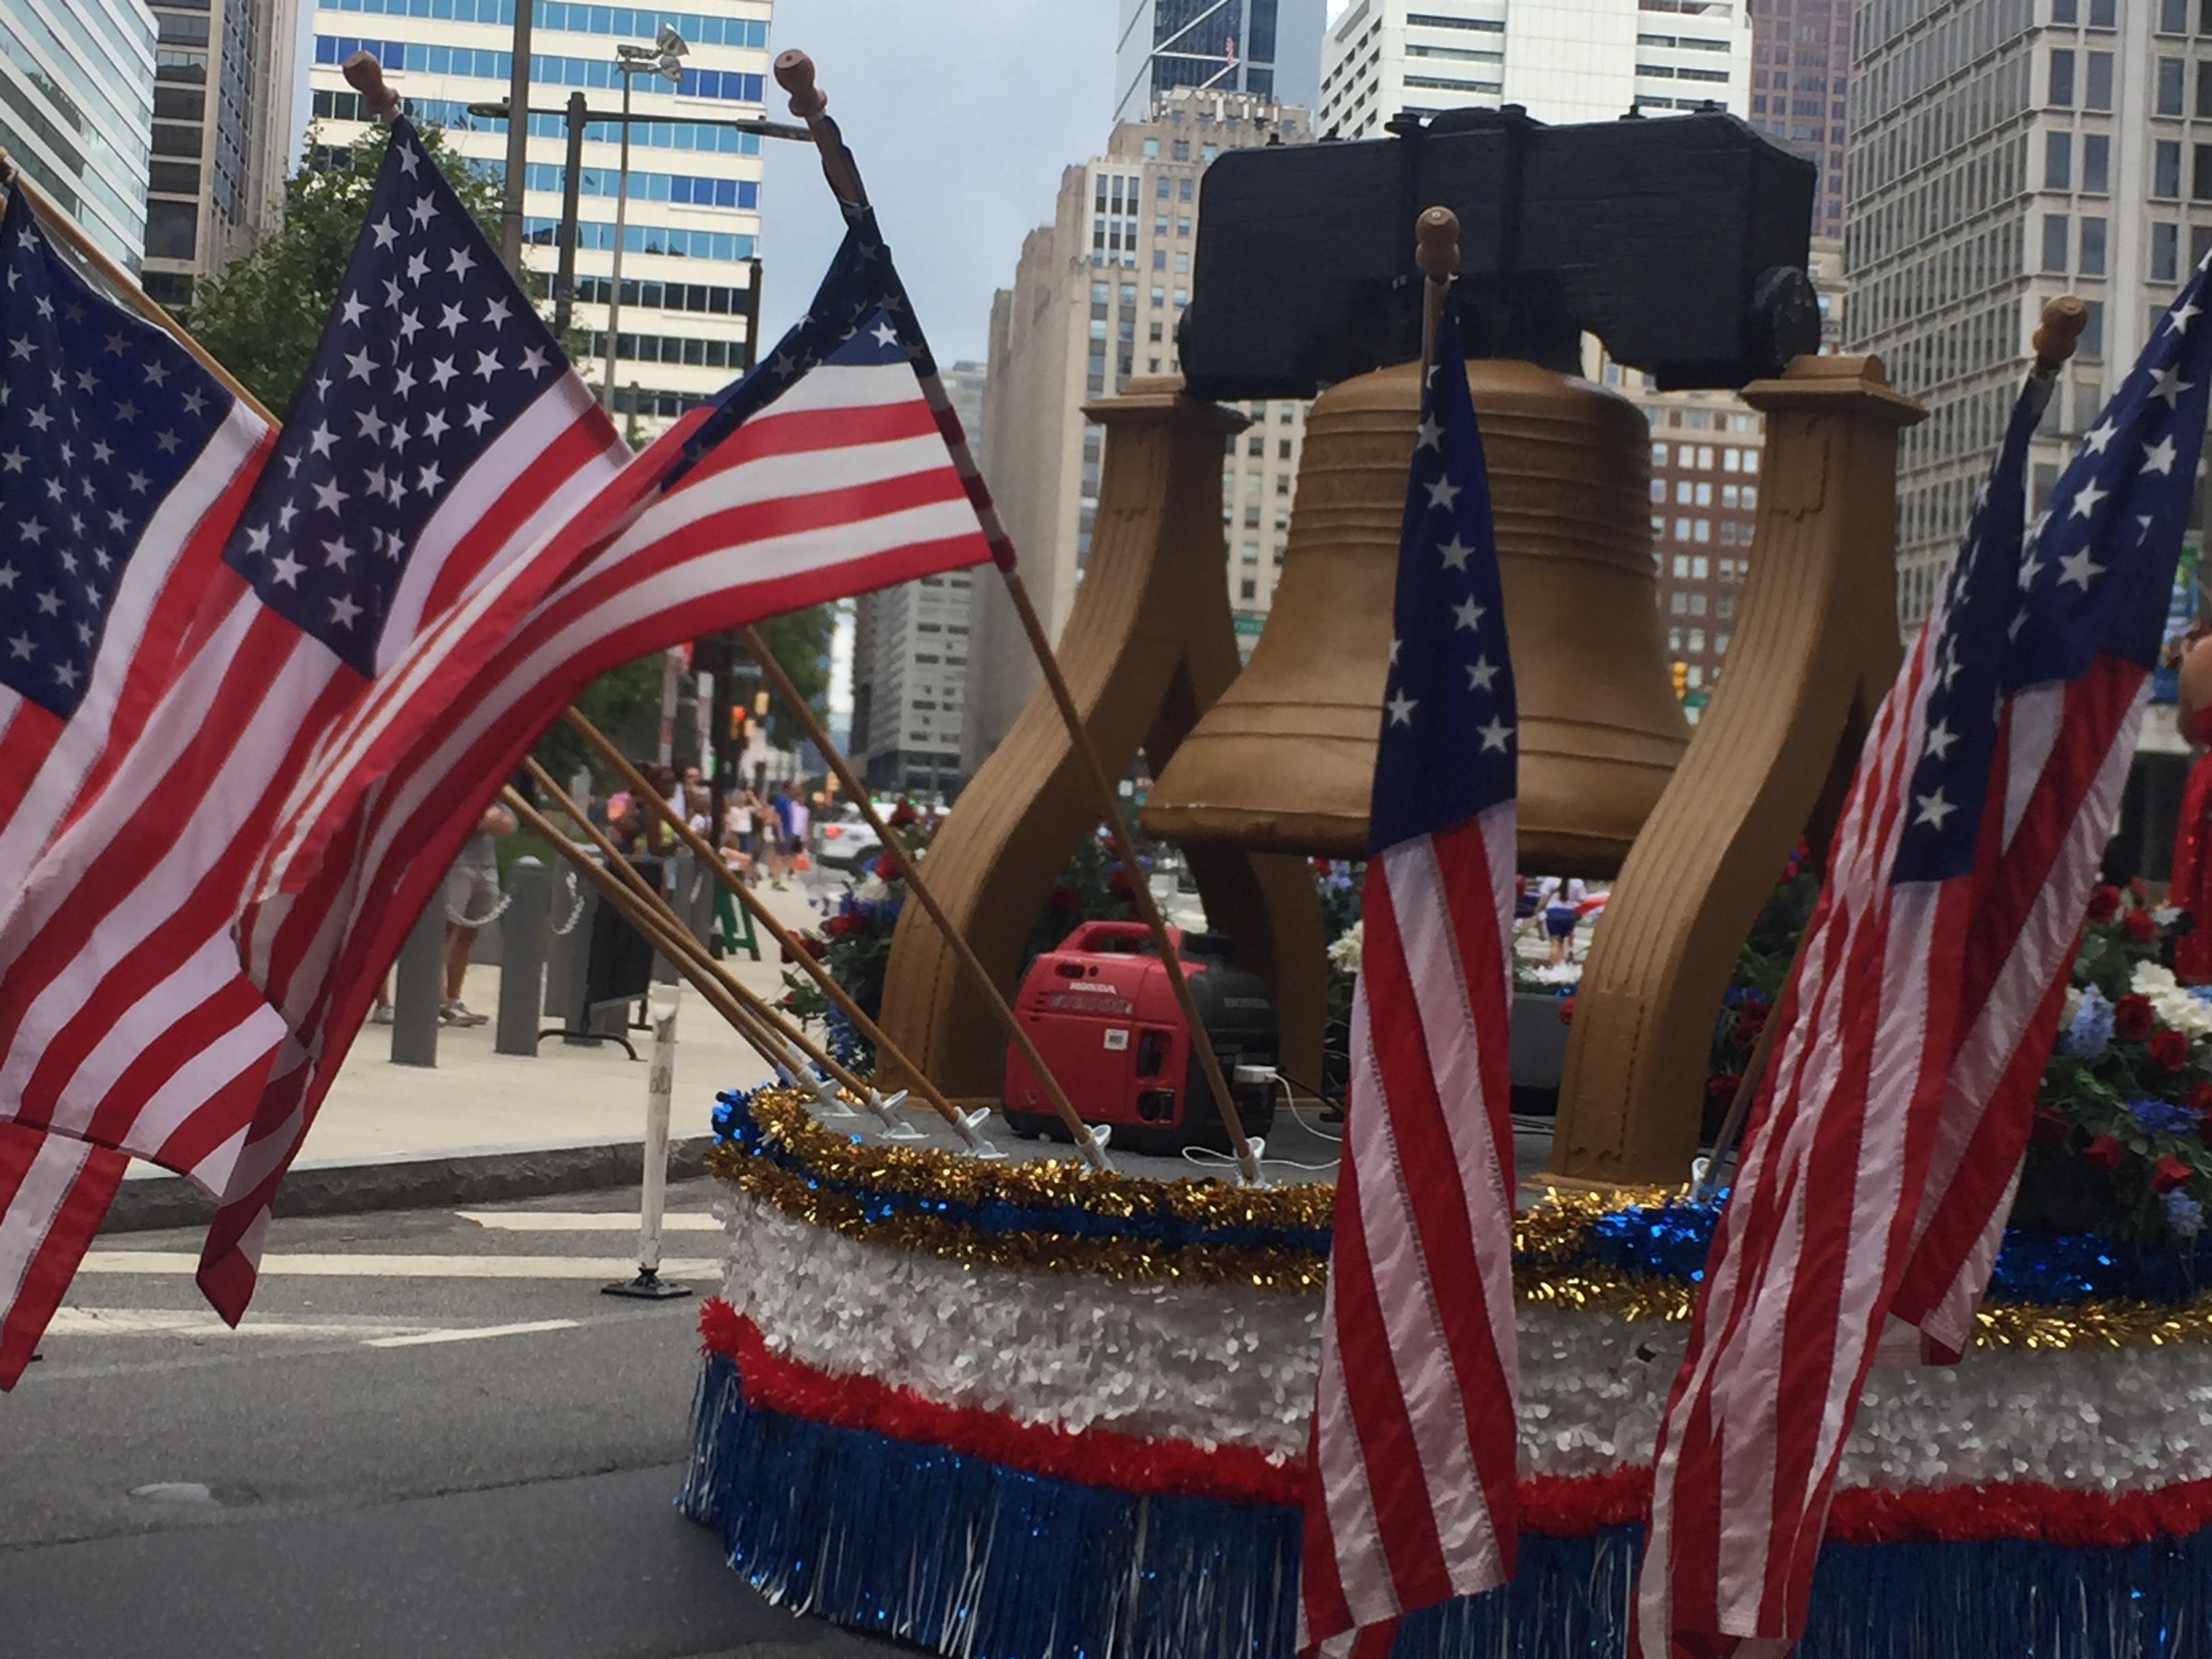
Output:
[
  {"xmin": 1748, "ymin": 0, "xmax": 1853, "ymax": 238},
  {"xmin": 1113, "ymin": 0, "xmax": 1325, "ymax": 122},
  {"xmin": 0, "ymin": 0, "xmax": 157, "ymax": 266}
]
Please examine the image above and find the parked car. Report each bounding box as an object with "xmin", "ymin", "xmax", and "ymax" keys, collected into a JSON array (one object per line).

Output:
[{"xmin": 815, "ymin": 808, "xmax": 883, "ymax": 874}]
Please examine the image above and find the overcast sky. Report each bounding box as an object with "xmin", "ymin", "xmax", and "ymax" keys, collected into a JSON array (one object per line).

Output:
[{"xmin": 753, "ymin": 1, "xmax": 1118, "ymax": 368}]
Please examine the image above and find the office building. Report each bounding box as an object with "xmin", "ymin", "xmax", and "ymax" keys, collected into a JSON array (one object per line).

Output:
[
  {"xmin": 307, "ymin": 0, "xmax": 770, "ymax": 426},
  {"xmin": 1847, "ymin": 0, "xmax": 2204, "ymax": 635},
  {"xmin": 1747, "ymin": 0, "xmax": 1853, "ymax": 237},
  {"xmin": 1114, "ymin": 0, "xmax": 1325, "ymax": 123},
  {"xmin": 142, "ymin": 0, "xmax": 300, "ymax": 312},
  {"xmin": 1317, "ymin": 0, "xmax": 1751, "ymax": 138},
  {"xmin": 851, "ymin": 360, "xmax": 985, "ymax": 795},
  {"xmin": 962, "ymin": 89, "xmax": 1313, "ymax": 771},
  {"xmin": 0, "ymin": 0, "xmax": 159, "ymax": 266}
]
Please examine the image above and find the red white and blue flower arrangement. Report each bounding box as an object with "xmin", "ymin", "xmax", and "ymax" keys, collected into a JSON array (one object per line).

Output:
[{"xmin": 681, "ymin": 890, "xmax": 2212, "ymax": 1659}]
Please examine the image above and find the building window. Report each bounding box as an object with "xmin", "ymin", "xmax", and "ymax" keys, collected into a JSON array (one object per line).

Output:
[
  {"xmin": 1694, "ymin": 520, "xmax": 1712, "ymax": 543},
  {"xmin": 2158, "ymin": 140, "xmax": 2184, "ymax": 198},
  {"xmin": 1689, "ymin": 591, "xmax": 1708, "ymax": 613},
  {"xmin": 2194, "ymin": 144, "xmax": 2212, "ymax": 200},
  {"xmin": 2081, "ymin": 216, "xmax": 2106, "ymax": 274},
  {"xmin": 2087, "ymin": 52, "xmax": 2113, "ymax": 108},
  {"xmin": 2091, "ymin": 0, "xmax": 2115, "ymax": 22},
  {"xmin": 1172, "ymin": 140, "xmax": 1190, "ymax": 159},
  {"xmin": 1692, "ymin": 556, "xmax": 1709, "ymax": 579},
  {"xmin": 1687, "ymin": 628, "xmax": 1706, "ymax": 652},
  {"xmin": 2081, "ymin": 300, "xmax": 2105, "ymax": 356},
  {"xmin": 2053, "ymin": 0, "xmax": 2076, "ymax": 18},
  {"xmin": 2155, "ymin": 220, "xmax": 2180, "ymax": 282},
  {"xmin": 1240, "ymin": 577, "xmax": 1257, "ymax": 600},
  {"xmin": 2042, "ymin": 212, "xmax": 2069, "ymax": 271},
  {"xmin": 1676, "ymin": 479, "xmax": 1693, "ymax": 504},
  {"xmin": 2083, "ymin": 134, "xmax": 2110, "ymax": 192},
  {"xmin": 2198, "ymin": 62, "xmax": 2212, "ymax": 117},
  {"xmin": 1143, "ymin": 138, "xmax": 1160, "ymax": 157},
  {"xmin": 1651, "ymin": 478, "xmax": 1667, "ymax": 504},
  {"xmin": 1671, "ymin": 592, "xmax": 1689, "ymax": 615},
  {"xmin": 2045, "ymin": 131, "xmax": 2071, "ymax": 189},
  {"xmin": 2164, "ymin": 0, "xmax": 2190, "ymax": 26},
  {"xmin": 1673, "ymin": 553, "xmax": 1691, "ymax": 577},
  {"xmin": 2160, "ymin": 57, "xmax": 2186, "ymax": 114},
  {"xmin": 1668, "ymin": 627, "xmax": 1684, "ymax": 651},
  {"xmin": 2049, "ymin": 48, "xmax": 2076, "ymax": 105}
]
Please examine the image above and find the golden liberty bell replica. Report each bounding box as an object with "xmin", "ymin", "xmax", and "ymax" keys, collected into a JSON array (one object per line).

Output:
[
  {"xmin": 880, "ymin": 108, "xmax": 1925, "ymax": 1183},
  {"xmin": 1147, "ymin": 108, "xmax": 1819, "ymax": 868}
]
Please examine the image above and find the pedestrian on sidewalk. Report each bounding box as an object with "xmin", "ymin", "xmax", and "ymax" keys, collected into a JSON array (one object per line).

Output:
[
  {"xmin": 768, "ymin": 784, "xmax": 796, "ymax": 888},
  {"xmin": 443, "ymin": 802, "xmax": 515, "ymax": 1026}
]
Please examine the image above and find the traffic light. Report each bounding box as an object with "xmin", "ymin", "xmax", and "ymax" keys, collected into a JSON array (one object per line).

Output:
[
  {"xmin": 1671, "ymin": 660, "xmax": 1689, "ymax": 700},
  {"xmin": 729, "ymin": 705, "xmax": 747, "ymax": 741},
  {"xmin": 753, "ymin": 689, "xmax": 771, "ymax": 718}
]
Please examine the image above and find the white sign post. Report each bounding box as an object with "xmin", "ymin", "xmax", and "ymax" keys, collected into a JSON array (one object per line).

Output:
[{"xmin": 602, "ymin": 985, "xmax": 691, "ymax": 1300}]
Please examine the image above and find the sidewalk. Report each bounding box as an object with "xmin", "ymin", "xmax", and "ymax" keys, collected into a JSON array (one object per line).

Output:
[{"xmin": 108, "ymin": 880, "xmax": 830, "ymax": 1230}]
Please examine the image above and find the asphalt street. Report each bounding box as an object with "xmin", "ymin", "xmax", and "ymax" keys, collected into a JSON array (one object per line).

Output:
[{"xmin": 0, "ymin": 1181, "xmax": 900, "ymax": 1658}]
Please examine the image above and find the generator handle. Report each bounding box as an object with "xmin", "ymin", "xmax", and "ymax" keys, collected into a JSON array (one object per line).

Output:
[{"xmin": 1067, "ymin": 919, "xmax": 1180, "ymax": 955}]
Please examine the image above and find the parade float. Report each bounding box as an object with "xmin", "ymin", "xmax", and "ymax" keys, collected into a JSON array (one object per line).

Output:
[{"xmin": 670, "ymin": 53, "xmax": 2212, "ymax": 1659}]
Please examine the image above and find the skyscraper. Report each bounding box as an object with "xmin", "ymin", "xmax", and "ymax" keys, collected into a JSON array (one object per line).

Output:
[
  {"xmin": 1746, "ymin": 0, "xmax": 1852, "ymax": 237},
  {"xmin": 0, "ymin": 0, "xmax": 158, "ymax": 266},
  {"xmin": 306, "ymin": 0, "xmax": 771, "ymax": 428},
  {"xmin": 1316, "ymin": 0, "xmax": 1750, "ymax": 136},
  {"xmin": 1114, "ymin": 0, "xmax": 1326, "ymax": 123},
  {"xmin": 1847, "ymin": 0, "xmax": 2200, "ymax": 642},
  {"xmin": 142, "ymin": 0, "xmax": 302, "ymax": 312},
  {"xmin": 962, "ymin": 89, "xmax": 1314, "ymax": 772}
]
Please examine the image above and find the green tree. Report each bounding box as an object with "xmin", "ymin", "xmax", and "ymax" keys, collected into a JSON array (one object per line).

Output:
[{"xmin": 186, "ymin": 123, "xmax": 507, "ymax": 414}]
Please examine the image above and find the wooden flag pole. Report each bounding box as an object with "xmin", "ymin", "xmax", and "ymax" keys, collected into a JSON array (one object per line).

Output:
[
  {"xmin": 731, "ymin": 636, "xmax": 1113, "ymax": 1167},
  {"xmin": 767, "ymin": 49, "xmax": 1260, "ymax": 1179},
  {"xmin": 0, "ymin": 157, "xmax": 276, "ymax": 424},
  {"xmin": 502, "ymin": 783, "xmax": 884, "ymax": 1113},
  {"xmin": 554, "ymin": 711, "xmax": 1005, "ymax": 1150}
]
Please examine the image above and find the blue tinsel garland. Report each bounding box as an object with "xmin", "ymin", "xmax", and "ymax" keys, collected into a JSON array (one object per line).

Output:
[
  {"xmin": 681, "ymin": 1354, "xmax": 2212, "ymax": 1659},
  {"xmin": 707, "ymin": 1087, "xmax": 1335, "ymax": 1258}
]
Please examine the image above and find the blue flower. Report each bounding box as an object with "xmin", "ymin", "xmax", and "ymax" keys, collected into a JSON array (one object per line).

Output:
[
  {"xmin": 2063, "ymin": 987, "xmax": 2114, "ymax": 1059},
  {"xmin": 2166, "ymin": 1190, "xmax": 2206, "ymax": 1238},
  {"xmin": 2132, "ymin": 1099, "xmax": 2200, "ymax": 1137}
]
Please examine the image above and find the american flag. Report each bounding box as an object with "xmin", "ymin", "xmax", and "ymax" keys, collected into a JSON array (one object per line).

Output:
[
  {"xmin": 1639, "ymin": 264, "xmax": 2212, "ymax": 1654},
  {"xmin": 0, "ymin": 120, "xmax": 628, "ymax": 1380},
  {"xmin": 184, "ymin": 205, "xmax": 1000, "ymax": 1318},
  {"xmin": 1300, "ymin": 312, "xmax": 1522, "ymax": 1659},
  {"xmin": 0, "ymin": 182, "xmax": 274, "ymax": 1386}
]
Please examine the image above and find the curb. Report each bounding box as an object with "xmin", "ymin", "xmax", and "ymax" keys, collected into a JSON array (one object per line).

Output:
[{"xmin": 102, "ymin": 1134, "xmax": 718, "ymax": 1235}]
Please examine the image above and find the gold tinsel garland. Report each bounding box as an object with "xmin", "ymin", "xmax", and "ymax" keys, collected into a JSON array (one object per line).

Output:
[{"xmin": 714, "ymin": 1092, "xmax": 2212, "ymax": 1346}]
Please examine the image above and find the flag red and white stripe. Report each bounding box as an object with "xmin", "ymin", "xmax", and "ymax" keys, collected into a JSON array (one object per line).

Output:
[
  {"xmin": 0, "ymin": 1128, "xmax": 124, "ymax": 1385},
  {"xmin": 193, "ymin": 323, "xmax": 1001, "ymax": 1317}
]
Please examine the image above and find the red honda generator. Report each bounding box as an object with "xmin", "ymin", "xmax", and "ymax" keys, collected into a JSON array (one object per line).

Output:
[{"xmin": 1002, "ymin": 920, "xmax": 1278, "ymax": 1154}]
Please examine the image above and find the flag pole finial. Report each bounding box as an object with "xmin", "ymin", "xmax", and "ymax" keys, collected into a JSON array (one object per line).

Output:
[
  {"xmin": 342, "ymin": 52, "xmax": 401, "ymax": 124},
  {"xmin": 771, "ymin": 49, "xmax": 867, "ymax": 207},
  {"xmin": 1417, "ymin": 205, "xmax": 1459, "ymax": 379},
  {"xmin": 2034, "ymin": 295, "xmax": 2089, "ymax": 375}
]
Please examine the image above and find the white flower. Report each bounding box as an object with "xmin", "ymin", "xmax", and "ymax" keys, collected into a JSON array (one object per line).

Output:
[
  {"xmin": 2134, "ymin": 962, "xmax": 2182, "ymax": 998},
  {"xmin": 1327, "ymin": 920, "xmax": 1363, "ymax": 975},
  {"xmin": 855, "ymin": 874, "xmax": 889, "ymax": 902}
]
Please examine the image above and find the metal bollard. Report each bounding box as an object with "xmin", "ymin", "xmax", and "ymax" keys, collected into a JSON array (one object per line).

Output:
[
  {"xmin": 496, "ymin": 856, "xmax": 549, "ymax": 1057},
  {"xmin": 653, "ymin": 852, "xmax": 689, "ymax": 985},
  {"xmin": 392, "ymin": 901, "xmax": 443, "ymax": 1067}
]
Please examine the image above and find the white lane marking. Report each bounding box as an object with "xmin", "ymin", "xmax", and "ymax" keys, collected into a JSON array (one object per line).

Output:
[
  {"xmin": 45, "ymin": 1307, "xmax": 438, "ymax": 1340},
  {"xmin": 455, "ymin": 1211, "xmax": 722, "ymax": 1232},
  {"xmin": 77, "ymin": 1252, "xmax": 721, "ymax": 1280},
  {"xmin": 361, "ymin": 1318, "xmax": 583, "ymax": 1348}
]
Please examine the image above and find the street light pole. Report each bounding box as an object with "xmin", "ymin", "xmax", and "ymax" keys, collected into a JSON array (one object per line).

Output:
[
  {"xmin": 600, "ymin": 66, "xmax": 634, "ymax": 416},
  {"xmin": 554, "ymin": 88, "xmax": 586, "ymax": 336},
  {"xmin": 499, "ymin": 0, "xmax": 533, "ymax": 277}
]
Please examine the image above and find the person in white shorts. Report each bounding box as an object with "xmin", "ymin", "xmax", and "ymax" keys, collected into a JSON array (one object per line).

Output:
[{"xmin": 443, "ymin": 803, "xmax": 514, "ymax": 1026}]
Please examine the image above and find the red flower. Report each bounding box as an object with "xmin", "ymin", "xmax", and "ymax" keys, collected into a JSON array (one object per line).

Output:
[
  {"xmin": 2115, "ymin": 994, "xmax": 2156, "ymax": 1041},
  {"xmin": 888, "ymin": 800, "xmax": 920, "ymax": 828},
  {"xmin": 1707, "ymin": 1073, "xmax": 1743, "ymax": 1103},
  {"xmin": 2124, "ymin": 908, "xmax": 2158, "ymax": 944},
  {"xmin": 823, "ymin": 913, "xmax": 857, "ymax": 941},
  {"xmin": 2154, "ymin": 1154, "xmax": 2195, "ymax": 1193},
  {"xmin": 1107, "ymin": 867, "xmax": 1134, "ymax": 899},
  {"xmin": 2188, "ymin": 1080, "xmax": 2212, "ymax": 1117},
  {"xmin": 2150, "ymin": 1029, "xmax": 2191, "ymax": 1072},
  {"xmin": 2031, "ymin": 1107, "xmax": 2071, "ymax": 1147},
  {"xmin": 2083, "ymin": 1134, "xmax": 2125, "ymax": 1171},
  {"xmin": 799, "ymin": 936, "xmax": 825, "ymax": 959},
  {"xmin": 1557, "ymin": 996, "xmax": 1576, "ymax": 1026},
  {"xmin": 2087, "ymin": 884, "xmax": 2123, "ymax": 923},
  {"xmin": 872, "ymin": 853, "xmax": 899, "ymax": 881},
  {"xmin": 1734, "ymin": 1009, "xmax": 1767, "ymax": 1046}
]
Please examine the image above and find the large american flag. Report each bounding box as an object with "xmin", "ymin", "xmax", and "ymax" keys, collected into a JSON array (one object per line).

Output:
[
  {"xmin": 0, "ymin": 120, "xmax": 628, "ymax": 1381},
  {"xmin": 0, "ymin": 182, "xmax": 273, "ymax": 1385},
  {"xmin": 1639, "ymin": 265, "xmax": 2212, "ymax": 1653},
  {"xmin": 1300, "ymin": 313, "xmax": 1523, "ymax": 1659},
  {"xmin": 187, "ymin": 207, "xmax": 1000, "ymax": 1318}
]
